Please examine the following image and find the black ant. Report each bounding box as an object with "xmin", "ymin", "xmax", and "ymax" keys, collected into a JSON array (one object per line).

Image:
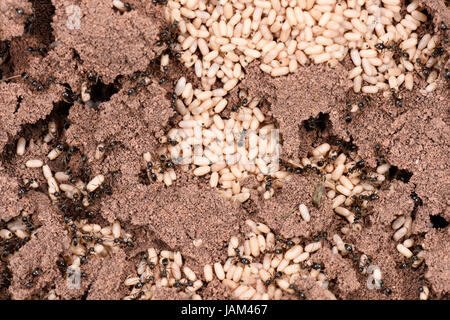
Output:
[
  {"xmin": 385, "ymin": 42, "xmax": 410, "ymax": 62},
  {"xmin": 87, "ymin": 71, "xmax": 97, "ymax": 82},
  {"xmin": 328, "ymin": 136, "xmax": 358, "ymax": 156},
  {"xmin": 256, "ymin": 236, "xmax": 295, "ymax": 255},
  {"xmin": 61, "ymin": 88, "xmax": 75, "ymax": 103},
  {"xmin": 275, "ymin": 235, "xmax": 295, "ymax": 250},
  {"xmin": 56, "ymin": 256, "xmax": 67, "ymax": 275},
  {"xmin": 289, "ymin": 284, "xmax": 306, "ymax": 299},
  {"xmin": 17, "ymin": 179, "xmax": 34, "ymax": 198},
  {"xmin": 389, "ymin": 89, "xmax": 403, "ymax": 108},
  {"xmin": 410, "ymin": 191, "xmax": 423, "ymax": 219},
  {"xmin": 161, "ymin": 258, "xmax": 169, "ymax": 278},
  {"xmin": 229, "ymin": 248, "xmax": 251, "ymax": 266},
  {"xmin": 303, "ymin": 112, "xmax": 330, "ymax": 131},
  {"xmin": 100, "ymin": 140, "xmax": 120, "ymax": 156},
  {"xmin": 264, "ymin": 271, "xmax": 284, "ymax": 287},
  {"xmin": 61, "ymin": 146, "xmax": 79, "ymax": 168},
  {"xmin": 343, "ymin": 96, "xmax": 371, "ymax": 123},
  {"xmin": 173, "ymin": 279, "xmax": 193, "ymax": 291}
]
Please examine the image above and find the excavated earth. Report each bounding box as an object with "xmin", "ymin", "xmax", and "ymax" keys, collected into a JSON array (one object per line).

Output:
[{"xmin": 0, "ymin": 0, "xmax": 448, "ymax": 300}]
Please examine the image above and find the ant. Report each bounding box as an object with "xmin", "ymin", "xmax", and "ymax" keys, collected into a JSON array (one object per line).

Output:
[
  {"xmin": 87, "ymin": 71, "xmax": 98, "ymax": 83},
  {"xmin": 229, "ymin": 248, "xmax": 251, "ymax": 266},
  {"xmin": 258, "ymin": 236, "xmax": 295, "ymax": 256},
  {"xmin": 303, "ymin": 112, "xmax": 330, "ymax": 132},
  {"xmin": 264, "ymin": 271, "xmax": 283, "ymax": 287},
  {"xmin": 61, "ymin": 88, "xmax": 75, "ymax": 103},
  {"xmin": 275, "ymin": 235, "xmax": 296, "ymax": 250},
  {"xmin": 160, "ymin": 258, "xmax": 169, "ymax": 278},
  {"xmin": 378, "ymin": 42, "xmax": 410, "ymax": 62},
  {"xmin": 17, "ymin": 179, "xmax": 35, "ymax": 198},
  {"xmin": 289, "ymin": 284, "xmax": 307, "ymax": 299},
  {"xmin": 98, "ymin": 140, "xmax": 120, "ymax": 158},
  {"xmin": 173, "ymin": 279, "xmax": 193, "ymax": 291},
  {"xmin": 389, "ymin": 88, "xmax": 403, "ymax": 108},
  {"xmin": 61, "ymin": 146, "xmax": 79, "ymax": 168}
]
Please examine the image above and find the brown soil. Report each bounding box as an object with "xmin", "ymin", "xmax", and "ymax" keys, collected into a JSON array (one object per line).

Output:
[
  {"xmin": 0, "ymin": 0, "xmax": 448, "ymax": 300},
  {"xmin": 0, "ymin": 0, "xmax": 32, "ymax": 41}
]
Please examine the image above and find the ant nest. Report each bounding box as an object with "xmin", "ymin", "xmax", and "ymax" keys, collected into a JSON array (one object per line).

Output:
[{"xmin": 6, "ymin": 0, "xmax": 443, "ymax": 301}]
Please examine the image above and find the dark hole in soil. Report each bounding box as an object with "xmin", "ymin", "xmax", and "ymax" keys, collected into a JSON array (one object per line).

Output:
[
  {"xmin": 81, "ymin": 284, "xmax": 92, "ymax": 299},
  {"xmin": 1, "ymin": 97, "xmax": 74, "ymax": 164},
  {"xmin": 25, "ymin": 0, "xmax": 56, "ymax": 47},
  {"xmin": 422, "ymin": 9, "xmax": 433, "ymax": 27},
  {"xmin": 14, "ymin": 96, "xmax": 23, "ymax": 114},
  {"xmin": 72, "ymin": 49, "xmax": 82, "ymax": 62},
  {"xmin": 0, "ymin": 40, "xmax": 13, "ymax": 78},
  {"xmin": 138, "ymin": 169, "xmax": 150, "ymax": 185},
  {"xmin": 89, "ymin": 78, "xmax": 120, "ymax": 105},
  {"xmin": 0, "ymin": 267, "xmax": 12, "ymax": 298},
  {"xmin": 48, "ymin": 100, "xmax": 74, "ymax": 133},
  {"xmin": 430, "ymin": 214, "xmax": 449, "ymax": 229},
  {"xmin": 303, "ymin": 112, "xmax": 330, "ymax": 131},
  {"xmin": 388, "ymin": 166, "xmax": 413, "ymax": 183},
  {"xmin": 51, "ymin": 100, "xmax": 72, "ymax": 119}
]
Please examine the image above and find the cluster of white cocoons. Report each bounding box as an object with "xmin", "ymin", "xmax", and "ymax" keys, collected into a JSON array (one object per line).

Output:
[
  {"xmin": 165, "ymin": 0, "xmax": 444, "ymax": 94},
  {"xmin": 124, "ymin": 248, "xmax": 203, "ymax": 300},
  {"xmin": 205, "ymin": 219, "xmax": 336, "ymax": 300},
  {"xmin": 122, "ymin": 220, "xmax": 336, "ymax": 300},
  {"xmin": 391, "ymin": 214, "xmax": 425, "ymax": 269},
  {"xmin": 158, "ymin": 77, "xmax": 289, "ymax": 201}
]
